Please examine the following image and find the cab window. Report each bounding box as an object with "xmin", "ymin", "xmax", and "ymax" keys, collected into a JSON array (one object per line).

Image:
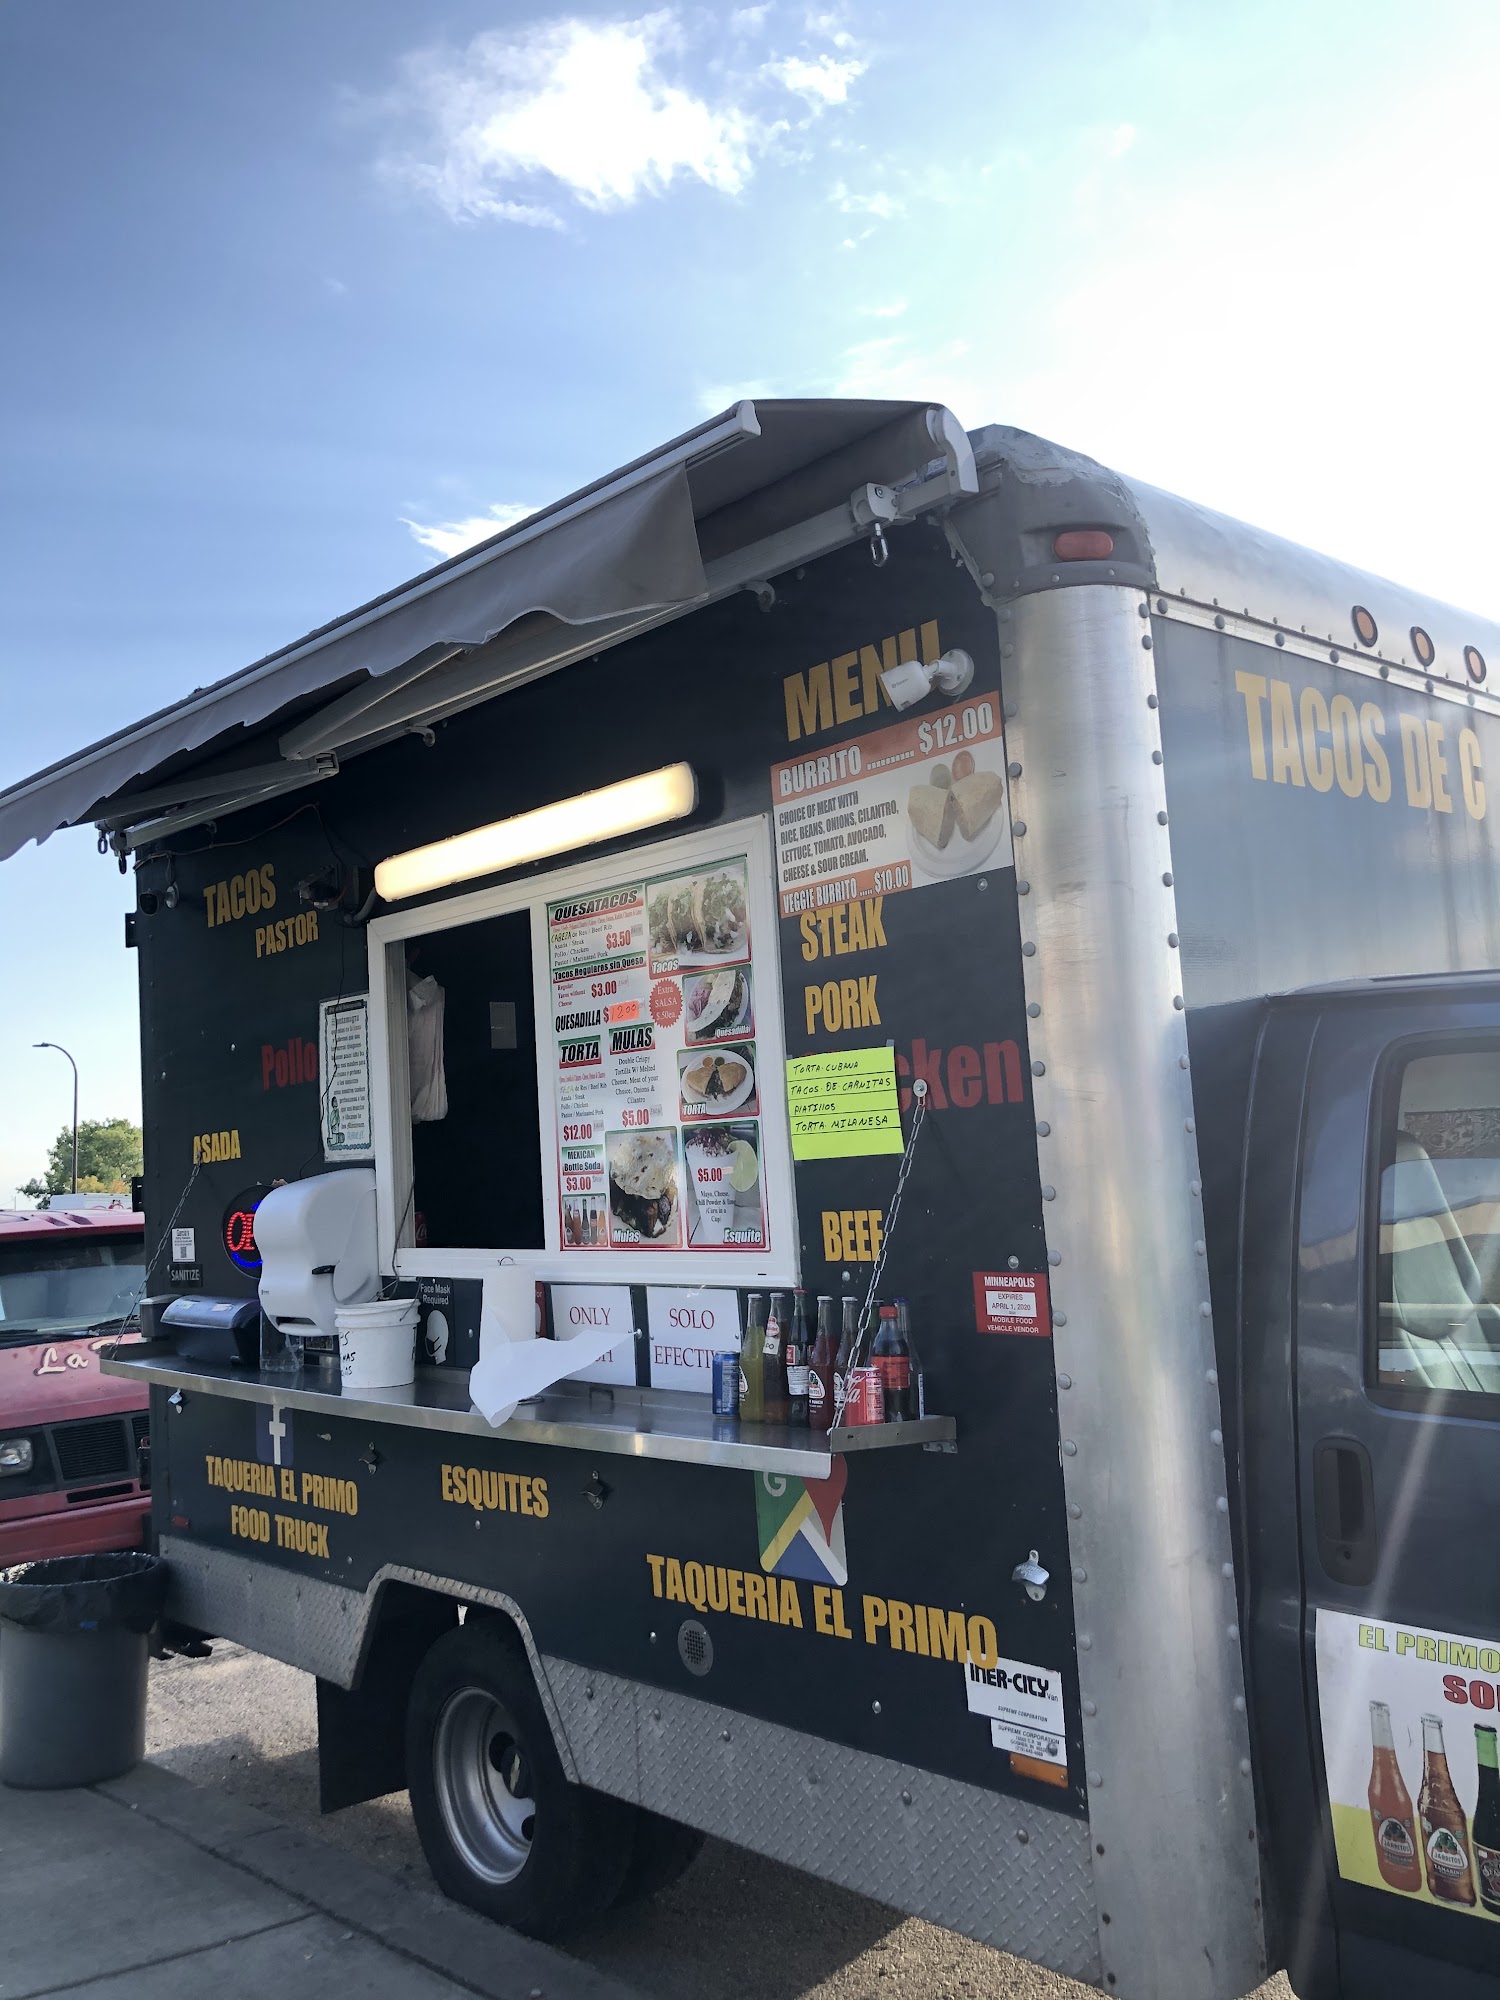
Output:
[{"xmin": 1376, "ymin": 1043, "xmax": 1500, "ymax": 1395}]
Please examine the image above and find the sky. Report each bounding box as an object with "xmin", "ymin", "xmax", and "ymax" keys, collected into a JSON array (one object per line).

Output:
[{"xmin": 2, "ymin": 0, "xmax": 1499, "ymax": 1198}]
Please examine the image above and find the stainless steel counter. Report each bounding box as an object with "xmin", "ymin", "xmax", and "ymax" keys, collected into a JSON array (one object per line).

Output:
[{"xmin": 101, "ymin": 1343, "xmax": 956, "ymax": 1476}]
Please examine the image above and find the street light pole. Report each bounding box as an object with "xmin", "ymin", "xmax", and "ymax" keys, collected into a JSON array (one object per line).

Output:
[{"xmin": 33, "ymin": 1042, "xmax": 79, "ymax": 1194}]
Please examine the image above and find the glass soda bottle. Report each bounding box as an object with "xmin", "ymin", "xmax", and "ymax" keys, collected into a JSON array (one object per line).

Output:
[
  {"xmin": 872, "ymin": 1304, "xmax": 913, "ymax": 1420},
  {"xmin": 808, "ymin": 1295, "xmax": 837, "ymax": 1433},
  {"xmin": 762, "ymin": 1291, "xmax": 790, "ymax": 1425},
  {"xmin": 895, "ymin": 1297, "xmax": 924, "ymax": 1419},
  {"xmin": 1473, "ymin": 1724, "xmax": 1500, "ymax": 1914},
  {"xmin": 786, "ymin": 1289, "xmax": 810, "ymax": 1426},
  {"xmin": 1366, "ymin": 1701, "xmax": 1420, "ymax": 1892},
  {"xmin": 835, "ymin": 1296, "xmax": 858, "ymax": 1407},
  {"xmin": 739, "ymin": 1294, "xmax": 767, "ymax": 1423},
  {"xmin": 1419, "ymin": 1713, "xmax": 1477, "ymax": 1905}
]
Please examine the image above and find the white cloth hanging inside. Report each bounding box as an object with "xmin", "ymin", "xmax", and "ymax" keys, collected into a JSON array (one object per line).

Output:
[{"xmin": 406, "ymin": 970, "xmax": 448, "ymax": 1122}]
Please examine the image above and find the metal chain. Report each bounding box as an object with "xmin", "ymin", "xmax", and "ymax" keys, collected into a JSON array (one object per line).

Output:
[{"xmin": 832, "ymin": 1078, "xmax": 929, "ymax": 1420}]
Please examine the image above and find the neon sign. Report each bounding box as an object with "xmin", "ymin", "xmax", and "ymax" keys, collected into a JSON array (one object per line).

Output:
[{"xmin": 221, "ymin": 1187, "xmax": 269, "ymax": 1274}]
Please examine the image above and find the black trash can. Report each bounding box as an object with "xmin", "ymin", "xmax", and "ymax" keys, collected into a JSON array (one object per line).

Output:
[{"xmin": 0, "ymin": 1552, "xmax": 166, "ymax": 1788}]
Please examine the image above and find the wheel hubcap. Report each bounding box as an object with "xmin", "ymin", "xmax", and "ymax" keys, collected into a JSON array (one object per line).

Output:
[{"xmin": 433, "ymin": 1687, "xmax": 537, "ymax": 1884}]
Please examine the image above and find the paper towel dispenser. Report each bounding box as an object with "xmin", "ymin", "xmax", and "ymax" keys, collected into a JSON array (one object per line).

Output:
[{"xmin": 255, "ymin": 1169, "xmax": 378, "ymax": 1342}]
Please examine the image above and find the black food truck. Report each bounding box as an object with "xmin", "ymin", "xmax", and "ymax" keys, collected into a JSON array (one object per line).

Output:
[{"xmin": 5, "ymin": 399, "xmax": 1500, "ymax": 2000}]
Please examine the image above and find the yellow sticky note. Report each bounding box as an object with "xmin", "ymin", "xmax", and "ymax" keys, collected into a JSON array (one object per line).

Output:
[{"xmin": 785, "ymin": 1048, "xmax": 904, "ymax": 1159}]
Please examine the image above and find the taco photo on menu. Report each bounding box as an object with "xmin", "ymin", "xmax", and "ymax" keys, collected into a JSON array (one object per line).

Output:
[
  {"xmin": 606, "ymin": 1128, "xmax": 680, "ymax": 1244},
  {"xmin": 647, "ymin": 861, "xmax": 749, "ymax": 967}
]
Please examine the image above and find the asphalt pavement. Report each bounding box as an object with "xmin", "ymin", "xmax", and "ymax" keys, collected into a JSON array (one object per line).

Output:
[{"xmin": 146, "ymin": 1642, "xmax": 1293, "ymax": 2000}]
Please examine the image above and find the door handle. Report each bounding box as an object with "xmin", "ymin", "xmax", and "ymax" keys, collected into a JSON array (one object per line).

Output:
[{"xmin": 1313, "ymin": 1436, "xmax": 1377, "ymax": 1586}]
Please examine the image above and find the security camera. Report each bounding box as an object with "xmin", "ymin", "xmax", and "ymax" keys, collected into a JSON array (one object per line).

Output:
[{"xmin": 878, "ymin": 647, "xmax": 976, "ymax": 712}]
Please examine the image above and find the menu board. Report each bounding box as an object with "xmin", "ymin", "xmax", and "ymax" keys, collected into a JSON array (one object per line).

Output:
[
  {"xmin": 770, "ymin": 693, "xmax": 1008, "ymax": 918},
  {"xmin": 548, "ymin": 855, "xmax": 769, "ymax": 1253}
]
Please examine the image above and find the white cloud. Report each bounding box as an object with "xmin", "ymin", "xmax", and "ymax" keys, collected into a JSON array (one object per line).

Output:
[
  {"xmin": 382, "ymin": 14, "xmax": 757, "ymax": 221},
  {"xmin": 763, "ymin": 52, "xmax": 865, "ymax": 106},
  {"xmin": 804, "ymin": 9, "xmax": 857, "ymax": 48},
  {"xmin": 731, "ymin": 3, "xmax": 773, "ymax": 29},
  {"xmin": 400, "ymin": 501, "xmax": 537, "ymax": 560},
  {"xmin": 831, "ymin": 181, "xmax": 901, "ymax": 219},
  {"xmin": 860, "ymin": 298, "xmax": 908, "ymax": 318},
  {"xmin": 374, "ymin": 10, "xmax": 869, "ymax": 224},
  {"xmin": 1104, "ymin": 122, "xmax": 1137, "ymax": 159}
]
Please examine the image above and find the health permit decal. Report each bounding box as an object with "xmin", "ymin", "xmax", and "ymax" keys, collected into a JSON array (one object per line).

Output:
[{"xmin": 548, "ymin": 859, "xmax": 768, "ymax": 1253}]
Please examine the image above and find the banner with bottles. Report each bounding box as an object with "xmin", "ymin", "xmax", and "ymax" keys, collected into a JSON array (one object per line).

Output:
[{"xmin": 1317, "ymin": 1608, "xmax": 1500, "ymax": 1919}]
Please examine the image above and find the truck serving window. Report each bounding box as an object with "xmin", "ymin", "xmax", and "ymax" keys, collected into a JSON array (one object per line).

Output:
[
  {"xmin": 366, "ymin": 815, "xmax": 797, "ymax": 1285},
  {"xmin": 1375, "ymin": 1044, "xmax": 1500, "ymax": 1396}
]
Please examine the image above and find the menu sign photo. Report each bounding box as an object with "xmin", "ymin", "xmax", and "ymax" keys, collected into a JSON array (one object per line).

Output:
[
  {"xmin": 770, "ymin": 694, "xmax": 1008, "ymax": 919},
  {"xmin": 548, "ymin": 855, "xmax": 769, "ymax": 1253}
]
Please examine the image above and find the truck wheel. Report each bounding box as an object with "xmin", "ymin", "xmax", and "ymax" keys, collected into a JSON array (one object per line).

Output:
[
  {"xmin": 614, "ymin": 1809, "xmax": 705, "ymax": 1904},
  {"xmin": 406, "ymin": 1622, "xmax": 634, "ymax": 1937}
]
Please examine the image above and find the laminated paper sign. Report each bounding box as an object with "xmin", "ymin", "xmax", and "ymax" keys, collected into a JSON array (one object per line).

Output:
[
  {"xmin": 549, "ymin": 1284, "xmax": 637, "ymax": 1386},
  {"xmin": 319, "ymin": 995, "xmax": 373, "ymax": 1160},
  {"xmin": 771, "ymin": 693, "xmax": 1008, "ymax": 919},
  {"xmin": 786, "ymin": 1048, "xmax": 904, "ymax": 1160},
  {"xmin": 1317, "ymin": 1607, "xmax": 1500, "ymax": 1921},
  {"xmin": 645, "ymin": 1287, "xmax": 741, "ymax": 1393},
  {"xmin": 548, "ymin": 858, "xmax": 768, "ymax": 1254}
]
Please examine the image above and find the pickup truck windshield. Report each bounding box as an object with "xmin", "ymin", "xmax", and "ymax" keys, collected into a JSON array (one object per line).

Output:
[{"xmin": 0, "ymin": 1238, "xmax": 145, "ymax": 1345}]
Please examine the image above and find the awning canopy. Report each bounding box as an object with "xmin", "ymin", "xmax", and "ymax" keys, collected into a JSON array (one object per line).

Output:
[{"xmin": 0, "ymin": 399, "xmax": 976, "ymax": 860}]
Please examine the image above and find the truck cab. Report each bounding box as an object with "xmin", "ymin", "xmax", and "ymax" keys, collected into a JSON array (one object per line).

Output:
[
  {"xmin": 1235, "ymin": 977, "xmax": 1500, "ymax": 1998},
  {"xmin": 0, "ymin": 1207, "xmax": 150, "ymax": 1564}
]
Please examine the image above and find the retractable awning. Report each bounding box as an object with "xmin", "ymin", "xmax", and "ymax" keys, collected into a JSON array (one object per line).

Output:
[{"xmin": 0, "ymin": 399, "xmax": 976, "ymax": 861}]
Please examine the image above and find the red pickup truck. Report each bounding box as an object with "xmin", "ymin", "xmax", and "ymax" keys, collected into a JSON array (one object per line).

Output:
[{"xmin": 0, "ymin": 1207, "xmax": 150, "ymax": 1565}]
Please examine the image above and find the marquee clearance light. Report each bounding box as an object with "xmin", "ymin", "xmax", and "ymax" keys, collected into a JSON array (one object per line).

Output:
[{"xmin": 373, "ymin": 764, "xmax": 698, "ymax": 903}]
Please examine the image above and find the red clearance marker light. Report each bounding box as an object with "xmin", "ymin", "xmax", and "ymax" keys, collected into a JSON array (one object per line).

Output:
[
  {"xmin": 1352, "ymin": 605, "xmax": 1379, "ymax": 648},
  {"xmin": 1466, "ymin": 645, "xmax": 1488, "ymax": 686},
  {"xmin": 1053, "ymin": 530, "xmax": 1115, "ymax": 561},
  {"xmin": 1410, "ymin": 626, "xmax": 1436, "ymax": 668}
]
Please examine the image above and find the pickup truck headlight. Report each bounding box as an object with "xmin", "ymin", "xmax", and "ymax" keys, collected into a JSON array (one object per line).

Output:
[{"xmin": 0, "ymin": 1437, "xmax": 35, "ymax": 1474}]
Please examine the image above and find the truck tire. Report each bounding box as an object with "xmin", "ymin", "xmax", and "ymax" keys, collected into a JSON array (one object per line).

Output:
[
  {"xmin": 614, "ymin": 1809, "xmax": 705, "ymax": 1905},
  {"xmin": 406, "ymin": 1622, "xmax": 635, "ymax": 1937}
]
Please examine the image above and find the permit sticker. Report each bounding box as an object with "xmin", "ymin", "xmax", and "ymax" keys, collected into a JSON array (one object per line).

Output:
[
  {"xmin": 171, "ymin": 1227, "xmax": 195, "ymax": 1263},
  {"xmin": 965, "ymin": 1653, "xmax": 1066, "ymax": 1768},
  {"xmin": 973, "ymin": 1270, "xmax": 1049, "ymax": 1337}
]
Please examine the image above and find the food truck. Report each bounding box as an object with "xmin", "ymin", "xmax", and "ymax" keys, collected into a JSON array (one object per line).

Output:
[{"xmin": 3, "ymin": 397, "xmax": 1500, "ymax": 2000}]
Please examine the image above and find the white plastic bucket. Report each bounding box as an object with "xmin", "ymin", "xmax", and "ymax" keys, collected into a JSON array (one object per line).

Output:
[{"xmin": 335, "ymin": 1298, "xmax": 419, "ymax": 1389}]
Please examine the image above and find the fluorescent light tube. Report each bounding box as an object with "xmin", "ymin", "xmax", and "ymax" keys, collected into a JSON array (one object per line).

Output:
[{"xmin": 374, "ymin": 762, "xmax": 698, "ymax": 902}]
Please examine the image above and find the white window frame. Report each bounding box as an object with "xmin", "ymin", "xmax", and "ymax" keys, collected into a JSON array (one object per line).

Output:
[{"xmin": 366, "ymin": 814, "xmax": 800, "ymax": 1287}]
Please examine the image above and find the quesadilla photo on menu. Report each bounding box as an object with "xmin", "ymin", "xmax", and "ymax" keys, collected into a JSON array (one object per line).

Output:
[{"xmin": 683, "ymin": 966, "xmax": 753, "ymax": 1042}]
